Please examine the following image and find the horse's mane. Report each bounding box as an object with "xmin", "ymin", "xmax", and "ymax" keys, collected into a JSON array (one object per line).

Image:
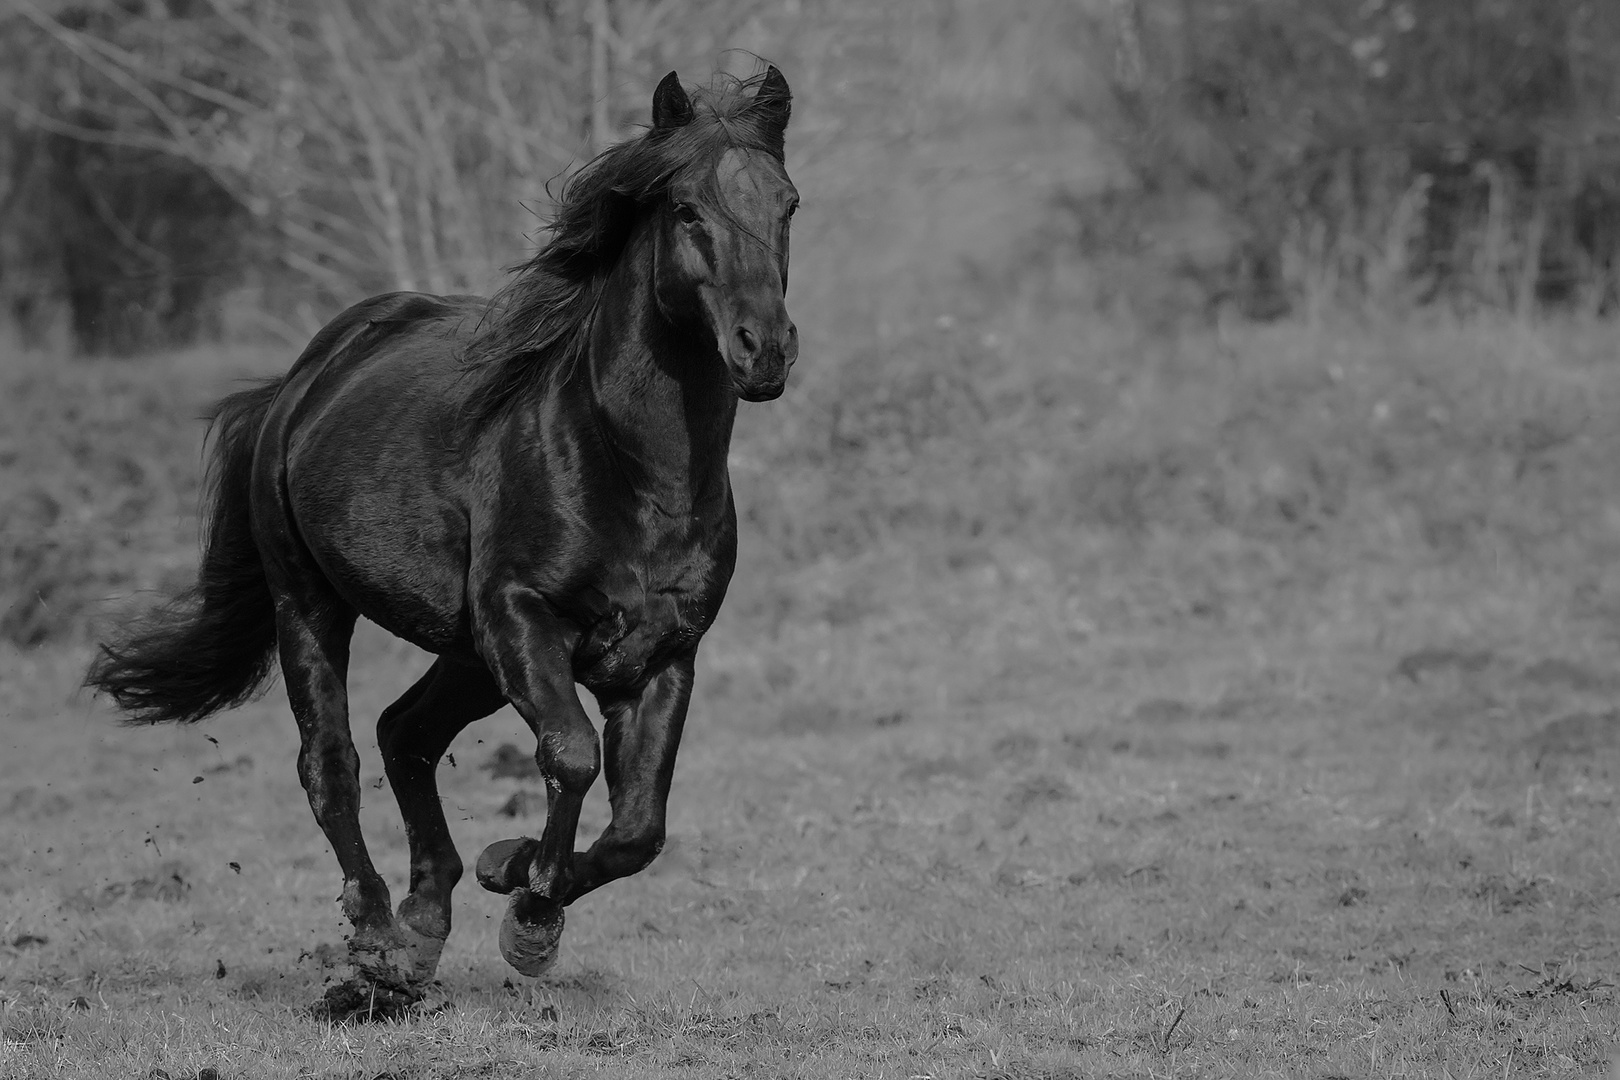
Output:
[{"xmin": 460, "ymin": 70, "xmax": 788, "ymax": 422}]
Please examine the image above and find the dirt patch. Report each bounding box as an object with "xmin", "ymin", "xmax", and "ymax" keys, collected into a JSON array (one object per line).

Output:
[
  {"xmin": 1394, "ymin": 648, "xmax": 1497, "ymax": 682},
  {"xmin": 1519, "ymin": 657, "xmax": 1616, "ymax": 693},
  {"xmin": 313, "ymin": 977, "xmax": 421, "ymax": 1024},
  {"xmin": 775, "ymin": 698, "xmax": 847, "ymax": 734},
  {"xmin": 1473, "ymin": 874, "xmax": 1544, "ymax": 912},
  {"xmin": 1525, "ymin": 710, "xmax": 1620, "ymax": 764},
  {"xmin": 481, "ymin": 742, "xmax": 540, "ymax": 780}
]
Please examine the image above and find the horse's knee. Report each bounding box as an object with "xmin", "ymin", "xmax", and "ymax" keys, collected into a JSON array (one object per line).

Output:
[{"xmin": 538, "ymin": 727, "xmax": 600, "ymax": 793}]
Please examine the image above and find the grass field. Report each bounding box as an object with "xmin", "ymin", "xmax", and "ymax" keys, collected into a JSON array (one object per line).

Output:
[{"xmin": 4, "ymin": 311, "xmax": 1620, "ymax": 1079}]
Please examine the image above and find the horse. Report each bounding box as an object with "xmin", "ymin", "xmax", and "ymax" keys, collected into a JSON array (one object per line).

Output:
[{"xmin": 86, "ymin": 67, "xmax": 799, "ymax": 1015}]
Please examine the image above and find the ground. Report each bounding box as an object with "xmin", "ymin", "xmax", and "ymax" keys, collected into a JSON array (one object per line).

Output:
[{"xmin": 3, "ymin": 315, "xmax": 1620, "ymax": 1078}]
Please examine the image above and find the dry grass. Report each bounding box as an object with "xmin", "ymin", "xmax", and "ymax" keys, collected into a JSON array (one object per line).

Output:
[{"xmin": 4, "ymin": 316, "xmax": 1620, "ymax": 1077}]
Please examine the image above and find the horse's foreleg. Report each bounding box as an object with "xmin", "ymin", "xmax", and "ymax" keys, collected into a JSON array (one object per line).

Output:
[
  {"xmin": 376, "ymin": 657, "xmax": 507, "ymax": 986},
  {"xmin": 472, "ymin": 589, "xmax": 601, "ymax": 976},
  {"xmin": 565, "ymin": 655, "xmax": 694, "ymax": 902}
]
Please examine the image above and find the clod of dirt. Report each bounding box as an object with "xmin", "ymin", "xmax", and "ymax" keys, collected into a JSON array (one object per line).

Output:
[
  {"xmin": 313, "ymin": 978, "xmax": 421, "ymax": 1023},
  {"xmin": 481, "ymin": 743, "xmax": 540, "ymax": 780}
]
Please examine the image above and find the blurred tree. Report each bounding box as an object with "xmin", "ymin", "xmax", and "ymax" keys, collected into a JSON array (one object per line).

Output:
[
  {"xmin": 0, "ymin": 0, "xmax": 603, "ymax": 353},
  {"xmin": 1093, "ymin": 0, "xmax": 1620, "ymax": 316}
]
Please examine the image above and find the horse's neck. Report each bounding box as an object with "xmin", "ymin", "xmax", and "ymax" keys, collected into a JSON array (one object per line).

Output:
[{"xmin": 584, "ymin": 232, "xmax": 737, "ymax": 514}]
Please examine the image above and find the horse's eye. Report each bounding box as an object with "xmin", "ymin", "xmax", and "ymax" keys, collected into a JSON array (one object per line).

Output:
[{"xmin": 674, "ymin": 202, "xmax": 700, "ymax": 224}]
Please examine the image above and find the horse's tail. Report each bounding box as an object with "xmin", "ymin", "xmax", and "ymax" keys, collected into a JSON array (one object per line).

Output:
[{"xmin": 86, "ymin": 379, "xmax": 285, "ymax": 725}]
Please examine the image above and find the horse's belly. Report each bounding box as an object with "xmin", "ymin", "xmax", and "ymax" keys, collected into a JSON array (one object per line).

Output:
[
  {"xmin": 318, "ymin": 525, "xmax": 469, "ymax": 652},
  {"xmin": 289, "ymin": 480, "xmax": 471, "ymax": 654}
]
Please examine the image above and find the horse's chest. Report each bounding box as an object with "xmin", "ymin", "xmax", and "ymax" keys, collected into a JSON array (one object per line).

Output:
[{"xmin": 571, "ymin": 559, "xmax": 721, "ymax": 691}]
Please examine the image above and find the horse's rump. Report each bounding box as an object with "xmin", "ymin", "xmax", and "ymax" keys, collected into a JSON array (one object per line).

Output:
[{"xmin": 266, "ymin": 293, "xmax": 488, "ymax": 653}]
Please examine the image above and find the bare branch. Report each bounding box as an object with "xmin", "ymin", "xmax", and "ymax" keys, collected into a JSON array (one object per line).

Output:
[
  {"xmin": 196, "ymin": 0, "xmax": 290, "ymax": 63},
  {"xmin": 15, "ymin": 0, "xmax": 211, "ymax": 158},
  {"xmin": 0, "ymin": 88, "xmax": 186, "ymax": 156},
  {"xmin": 30, "ymin": 12, "xmax": 263, "ymax": 117},
  {"xmin": 318, "ymin": 4, "xmax": 415, "ymax": 290}
]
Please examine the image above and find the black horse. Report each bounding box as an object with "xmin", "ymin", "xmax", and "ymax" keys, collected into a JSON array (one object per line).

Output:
[{"xmin": 87, "ymin": 68, "xmax": 799, "ymax": 1010}]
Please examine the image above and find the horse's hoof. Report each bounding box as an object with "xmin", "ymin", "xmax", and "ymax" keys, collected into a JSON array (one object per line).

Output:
[
  {"xmin": 393, "ymin": 922, "xmax": 447, "ymax": 985},
  {"xmin": 477, "ymin": 836, "xmax": 541, "ymax": 894},
  {"xmin": 499, "ymin": 888, "xmax": 564, "ymax": 977},
  {"xmin": 346, "ymin": 919, "xmax": 447, "ymax": 996},
  {"xmin": 395, "ymin": 894, "xmax": 451, "ymax": 983}
]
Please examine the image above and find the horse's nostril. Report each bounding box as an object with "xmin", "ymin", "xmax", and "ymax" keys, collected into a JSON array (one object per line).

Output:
[{"xmin": 734, "ymin": 326, "xmax": 760, "ymax": 358}]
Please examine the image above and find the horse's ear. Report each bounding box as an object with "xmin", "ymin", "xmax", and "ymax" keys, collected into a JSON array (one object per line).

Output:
[
  {"xmin": 651, "ymin": 71, "xmax": 694, "ymax": 130},
  {"xmin": 750, "ymin": 65, "xmax": 792, "ymax": 133}
]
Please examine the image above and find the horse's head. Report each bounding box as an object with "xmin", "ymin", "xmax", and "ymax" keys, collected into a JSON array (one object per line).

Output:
[{"xmin": 649, "ymin": 68, "xmax": 799, "ymax": 402}]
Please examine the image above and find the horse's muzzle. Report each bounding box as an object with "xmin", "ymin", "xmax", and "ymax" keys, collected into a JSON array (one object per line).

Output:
[{"xmin": 726, "ymin": 319, "xmax": 797, "ymax": 401}]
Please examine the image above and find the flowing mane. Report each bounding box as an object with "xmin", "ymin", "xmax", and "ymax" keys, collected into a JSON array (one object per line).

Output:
[{"xmin": 460, "ymin": 70, "xmax": 788, "ymax": 421}]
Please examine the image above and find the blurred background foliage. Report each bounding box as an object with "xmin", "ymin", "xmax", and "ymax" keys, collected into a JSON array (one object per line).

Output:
[
  {"xmin": 1094, "ymin": 0, "xmax": 1620, "ymax": 320},
  {"xmin": 3, "ymin": 0, "xmax": 1620, "ymax": 660},
  {"xmin": 1, "ymin": 0, "xmax": 1617, "ymax": 353}
]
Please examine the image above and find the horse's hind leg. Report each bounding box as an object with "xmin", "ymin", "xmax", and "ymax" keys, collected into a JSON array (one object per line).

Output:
[
  {"xmin": 376, "ymin": 657, "xmax": 507, "ymax": 984},
  {"xmin": 269, "ymin": 584, "xmax": 408, "ymax": 992}
]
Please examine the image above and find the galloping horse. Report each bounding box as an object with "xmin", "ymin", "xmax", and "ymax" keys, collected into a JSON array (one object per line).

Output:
[{"xmin": 87, "ymin": 68, "xmax": 799, "ymax": 1012}]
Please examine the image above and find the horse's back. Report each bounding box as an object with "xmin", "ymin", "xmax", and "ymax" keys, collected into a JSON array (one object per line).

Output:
[{"xmin": 255, "ymin": 292, "xmax": 489, "ymax": 654}]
